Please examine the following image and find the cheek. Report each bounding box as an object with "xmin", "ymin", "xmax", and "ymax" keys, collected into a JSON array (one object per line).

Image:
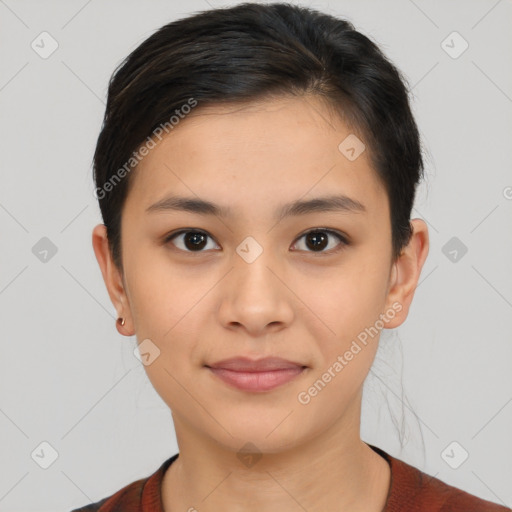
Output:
[
  {"xmin": 124, "ymin": 250, "xmax": 211, "ymax": 385},
  {"xmin": 305, "ymin": 258, "xmax": 390, "ymax": 337},
  {"xmin": 124, "ymin": 247, "xmax": 206, "ymax": 334},
  {"xmin": 296, "ymin": 264, "xmax": 390, "ymax": 411},
  {"xmin": 295, "ymin": 255, "xmax": 391, "ymax": 390}
]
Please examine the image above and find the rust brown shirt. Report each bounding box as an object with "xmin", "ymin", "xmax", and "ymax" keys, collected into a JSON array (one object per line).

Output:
[{"xmin": 71, "ymin": 444, "xmax": 510, "ymax": 511}]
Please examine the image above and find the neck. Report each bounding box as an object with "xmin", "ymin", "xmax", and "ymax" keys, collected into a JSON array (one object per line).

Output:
[{"xmin": 162, "ymin": 396, "xmax": 391, "ymax": 512}]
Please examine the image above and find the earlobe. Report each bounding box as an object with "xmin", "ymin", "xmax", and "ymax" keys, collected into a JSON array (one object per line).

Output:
[
  {"xmin": 383, "ymin": 219, "xmax": 429, "ymax": 329},
  {"xmin": 92, "ymin": 224, "xmax": 132, "ymax": 335}
]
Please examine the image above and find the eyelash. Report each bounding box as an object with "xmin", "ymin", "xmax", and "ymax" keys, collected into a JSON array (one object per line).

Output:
[{"xmin": 163, "ymin": 228, "xmax": 349, "ymax": 255}]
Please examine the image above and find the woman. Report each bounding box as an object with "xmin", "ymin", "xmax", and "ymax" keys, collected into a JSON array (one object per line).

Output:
[{"xmin": 74, "ymin": 3, "xmax": 510, "ymax": 511}]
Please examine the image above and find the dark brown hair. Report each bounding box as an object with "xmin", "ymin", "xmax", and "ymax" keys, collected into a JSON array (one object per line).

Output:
[{"xmin": 93, "ymin": 2, "xmax": 424, "ymax": 271}]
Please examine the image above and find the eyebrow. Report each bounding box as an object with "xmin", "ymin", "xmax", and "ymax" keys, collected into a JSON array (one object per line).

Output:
[{"xmin": 145, "ymin": 194, "xmax": 366, "ymax": 221}]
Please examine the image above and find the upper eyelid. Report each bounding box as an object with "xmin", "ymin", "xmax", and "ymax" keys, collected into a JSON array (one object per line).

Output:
[
  {"xmin": 292, "ymin": 229, "xmax": 348, "ymax": 251},
  {"xmin": 295, "ymin": 227, "xmax": 347, "ymax": 242}
]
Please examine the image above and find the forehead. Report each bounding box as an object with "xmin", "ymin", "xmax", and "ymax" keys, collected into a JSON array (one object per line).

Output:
[{"xmin": 125, "ymin": 95, "xmax": 388, "ymax": 220}]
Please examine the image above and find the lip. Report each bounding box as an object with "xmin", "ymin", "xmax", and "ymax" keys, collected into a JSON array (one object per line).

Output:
[
  {"xmin": 205, "ymin": 357, "xmax": 307, "ymax": 392},
  {"xmin": 207, "ymin": 356, "xmax": 306, "ymax": 371}
]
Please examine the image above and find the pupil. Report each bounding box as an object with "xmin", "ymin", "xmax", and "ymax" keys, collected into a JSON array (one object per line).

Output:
[
  {"xmin": 185, "ymin": 232, "xmax": 207, "ymax": 250},
  {"xmin": 306, "ymin": 231, "xmax": 327, "ymax": 251},
  {"xmin": 182, "ymin": 231, "xmax": 329, "ymax": 252}
]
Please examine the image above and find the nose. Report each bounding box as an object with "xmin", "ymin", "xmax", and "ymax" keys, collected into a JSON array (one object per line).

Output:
[{"xmin": 217, "ymin": 248, "xmax": 294, "ymax": 336}]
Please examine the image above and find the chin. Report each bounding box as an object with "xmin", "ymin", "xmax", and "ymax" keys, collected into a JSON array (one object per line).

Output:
[{"xmin": 214, "ymin": 418, "xmax": 306, "ymax": 453}]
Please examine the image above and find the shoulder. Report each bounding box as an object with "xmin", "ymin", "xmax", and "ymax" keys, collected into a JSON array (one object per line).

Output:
[
  {"xmin": 69, "ymin": 453, "xmax": 179, "ymax": 512},
  {"xmin": 440, "ymin": 488, "xmax": 511, "ymax": 512},
  {"xmin": 70, "ymin": 496, "xmax": 109, "ymax": 511},
  {"xmin": 69, "ymin": 478, "xmax": 146, "ymax": 512},
  {"xmin": 368, "ymin": 444, "xmax": 510, "ymax": 512},
  {"xmin": 408, "ymin": 467, "xmax": 511, "ymax": 512}
]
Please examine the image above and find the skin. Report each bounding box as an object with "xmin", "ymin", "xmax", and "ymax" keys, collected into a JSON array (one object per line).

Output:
[{"xmin": 92, "ymin": 95, "xmax": 429, "ymax": 512}]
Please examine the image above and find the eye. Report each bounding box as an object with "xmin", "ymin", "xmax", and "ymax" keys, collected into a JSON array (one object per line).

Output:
[
  {"xmin": 291, "ymin": 228, "xmax": 348, "ymax": 253},
  {"xmin": 164, "ymin": 228, "xmax": 348, "ymax": 254},
  {"xmin": 164, "ymin": 230, "xmax": 220, "ymax": 252}
]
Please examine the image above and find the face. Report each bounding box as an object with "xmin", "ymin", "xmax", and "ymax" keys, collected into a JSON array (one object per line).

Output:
[{"xmin": 93, "ymin": 95, "xmax": 428, "ymax": 455}]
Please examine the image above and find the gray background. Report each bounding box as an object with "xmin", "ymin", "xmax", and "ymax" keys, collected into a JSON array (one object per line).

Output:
[{"xmin": 0, "ymin": 0, "xmax": 511, "ymax": 510}]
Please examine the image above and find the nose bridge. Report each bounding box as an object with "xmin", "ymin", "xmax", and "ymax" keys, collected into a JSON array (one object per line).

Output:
[
  {"xmin": 233, "ymin": 237, "xmax": 281, "ymax": 300},
  {"xmin": 218, "ymin": 237, "xmax": 294, "ymax": 332}
]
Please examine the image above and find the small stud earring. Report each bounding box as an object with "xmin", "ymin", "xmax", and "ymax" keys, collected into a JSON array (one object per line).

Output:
[{"xmin": 117, "ymin": 317, "xmax": 125, "ymax": 327}]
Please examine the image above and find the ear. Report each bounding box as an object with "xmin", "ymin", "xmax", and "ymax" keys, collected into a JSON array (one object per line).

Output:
[
  {"xmin": 91, "ymin": 224, "xmax": 133, "ymax": 336},
  {"xmin": 383, "ymin": 219, "xmax": 429, "ymax": 328}
]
